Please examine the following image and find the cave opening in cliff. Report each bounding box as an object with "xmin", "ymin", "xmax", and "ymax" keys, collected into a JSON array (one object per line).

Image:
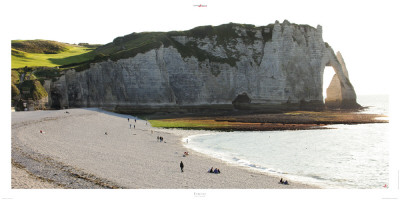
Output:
[
  {"xmin": 51, "ymin": 92, "xmax": 61, "ymax": 109},
  {"xmin": 232, "ymin": 93, "xmax": 251, "ymax": 109},
  {"xmin": 323, "ymin": 66, "xmax": 336, "ymax": 103}
]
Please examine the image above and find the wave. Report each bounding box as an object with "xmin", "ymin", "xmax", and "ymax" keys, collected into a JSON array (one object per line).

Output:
[{"xmin": 182, "ymin": 122, "xmax": 389, "ymax": 189}]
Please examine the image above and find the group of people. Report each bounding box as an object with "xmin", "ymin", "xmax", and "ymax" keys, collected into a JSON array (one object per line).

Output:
[
  {"xmin": 128, "ymin": 118, "xmax": 137, "ymax": 129},
  {"xmin": 208, "ymin": 167, "xmax": 221, "ymax": 174},
  {"xmin": 279, "ymin": 178, "xmax": 289, "ymax": 185},
  {"xmin": 157, "ymin": 136, "xmax": 164, "ymax": 142},
  {"xmin": 127, "ymin": 118, "xmax": 136, "ymax": 123}
]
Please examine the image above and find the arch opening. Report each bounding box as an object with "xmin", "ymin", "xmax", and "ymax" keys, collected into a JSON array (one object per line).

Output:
[{"xmin": 322, "ymin": 66, "xmax": 336, "ymax": 103}]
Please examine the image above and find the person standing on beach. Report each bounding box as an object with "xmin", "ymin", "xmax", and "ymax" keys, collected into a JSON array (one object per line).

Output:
[
  {"xmin": 180, "ymin": 161, "xmax": 184, "ymax": 172},
  {"xmin": 128, "ymin": 118, "xmax": 129, "ymax": 122}
]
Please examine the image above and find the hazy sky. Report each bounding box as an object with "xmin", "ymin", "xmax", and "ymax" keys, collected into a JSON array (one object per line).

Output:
[{"xmin": 2, "ymin": 0, "xmax": 399, "ymax": 96}]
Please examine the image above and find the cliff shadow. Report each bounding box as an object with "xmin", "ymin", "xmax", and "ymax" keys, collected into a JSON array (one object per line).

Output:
[
  {"xmin": 48, "ymin": 51, "xmax": 95, "ymax": 66},
  {"xmin": 82, "ymin": 108, "xmax": 140, "ymax": 120}
]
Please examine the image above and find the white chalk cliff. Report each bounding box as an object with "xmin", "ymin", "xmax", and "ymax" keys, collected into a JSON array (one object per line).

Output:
[{"xmin": 50, "ymin": 20, "xmax": 359, "ymax": 112}]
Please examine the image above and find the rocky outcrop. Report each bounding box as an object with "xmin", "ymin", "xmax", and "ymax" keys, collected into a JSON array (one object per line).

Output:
[{"xmin": 49, "ymin": 20, "xmax": 359, "ymax": 113}]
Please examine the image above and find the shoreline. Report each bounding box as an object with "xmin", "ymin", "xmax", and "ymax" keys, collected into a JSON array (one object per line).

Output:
[
  {"xmin": 11, "ymin": 108, "xmax": 318, "ymax": 189},
  {"xmin": 146, "ymin": 110, "xmax": 388, "ymax": 131},
  {"xmin": 159, "ymin": 127, "xmax": 327, "ymax": 188}
]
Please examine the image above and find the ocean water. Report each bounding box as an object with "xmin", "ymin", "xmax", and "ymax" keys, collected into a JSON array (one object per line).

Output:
[{"xmin": 183, "ymin": 95, "xmax": 389, "ymax": 189}]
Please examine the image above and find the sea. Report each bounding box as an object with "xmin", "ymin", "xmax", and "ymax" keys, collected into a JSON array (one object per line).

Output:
[{"xmin": 183, "ymin": 95, "xmax": 389, "ymax": 189}]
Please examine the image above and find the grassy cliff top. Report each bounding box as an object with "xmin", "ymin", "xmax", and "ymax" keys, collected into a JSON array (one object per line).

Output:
[
  {"xmin": 12, "ymin": 22, "xmax": 316, "ymax": 71},
  {"xmin": 90, "ymin": 22, "xmax": 278, "ymax": 67},
  {"xmin": 12, "ymin": 40, "xmax": 69, "ymax": 54},
  {"xmin": 11, "ymin": 40, "xmax": 98, "ymax": 68}
]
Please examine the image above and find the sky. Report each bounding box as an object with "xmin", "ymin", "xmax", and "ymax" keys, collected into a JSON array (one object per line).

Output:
[
  {"xmin": 2, "ymin": 0, "xmax": 399, "ymax": 96},
  {"xmin": 1, "ymin": 0, "xmax": 400, "ymax": 199}
]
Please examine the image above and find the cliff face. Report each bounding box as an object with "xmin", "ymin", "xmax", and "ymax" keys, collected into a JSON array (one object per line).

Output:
[{"xmin": 50, "ymin": 20, "xmax": 359, "ymax": 112}]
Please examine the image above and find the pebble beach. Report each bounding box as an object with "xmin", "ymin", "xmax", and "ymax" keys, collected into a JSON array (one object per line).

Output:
[{"xmin": 11, "ymin": 108, "xmax": 318, "ymax": 189}]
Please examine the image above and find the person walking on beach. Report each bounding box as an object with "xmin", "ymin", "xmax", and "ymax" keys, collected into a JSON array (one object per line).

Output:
[
  {"xmin": 128, "ymin": 118, "xmax": 129, "ymax": 122},
  {"xmin": 180, "ymin": 161, "xmax": 184, "ymax": 172}
]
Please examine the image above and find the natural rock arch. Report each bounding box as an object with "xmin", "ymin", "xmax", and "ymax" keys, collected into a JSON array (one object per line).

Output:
[{"xmin": 323, "ymin": 50, "xmax": 360, "ymax": 109}]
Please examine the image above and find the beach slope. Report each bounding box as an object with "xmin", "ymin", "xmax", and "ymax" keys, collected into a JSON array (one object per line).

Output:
[{"xmin": 11, "ymin": 108, "xmax": 317, "ymax": 189}]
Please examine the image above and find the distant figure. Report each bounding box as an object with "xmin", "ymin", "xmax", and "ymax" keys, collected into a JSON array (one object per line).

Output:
[
  {"xmin": 105, "ymin": 132, "xmax": 108, "ymax": 135},
  {"xmin": 128, "ymin": 118, "xmax": 129, "ymax": 122},
  {"xmin": 157, "ymin": 136, "xmax": 160, "ymax": 141},
  {"xmin": 40, "ymin": 130, "xmax": 43, "ymax": 133},
  {"xmin": 217, "ymin": 169, "xmax": 221, "ymax": 174},
  {"xmin": 180, "ymin": 161, "xmax": 184, "ymax": 172},
  {"xmin": 65, "ymin": 111, "xmax": 69, "ymax": 114},
  {"xmin": 134, "ymin": 125, "xmax": 135, "ymax": 129},
  {"xmin": 208, "ymin": 167, "xmax": 213, "ymax": 173},
  {"xmin": 213, "ymin": 168, "xmax": 219, "ymax": 174},
  {"xmin": 135, "ymin": 119, "xmax": 136, "ymax": 123},
  {"xmin": 284, "ymin": 180, "xmax": 289, "ymax": 185},
  {"xmin": 280, "ymin": 178, "xmax": 283, "ymax": 184},
  {"xmin": 186, "ymin": 139, "xmax": 189, "ymax": 143},
  {"xmin": 130, "ymin": 124, "xmax": 132, "ymax": 129}
]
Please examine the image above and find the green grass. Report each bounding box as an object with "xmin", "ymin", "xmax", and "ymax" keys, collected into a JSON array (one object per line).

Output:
[
  {"xmin": 11, "ymin": 40, "xmax": 97, "ymax": 68},
  {"xmin": 149, "ymin": 119, "xmax": 209, "ymax": 128},
  {"xmin": 11, "ymin": 70, "xmax": 21, "ymax": 84},
  {"xmin": 12, "ymin": 40, "xmax": 68, "ymax": 54}
]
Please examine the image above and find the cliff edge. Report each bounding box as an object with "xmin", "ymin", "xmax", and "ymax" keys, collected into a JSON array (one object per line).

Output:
[{"xmin": 49, "ymin": 20, "xmax": 360, "ymax": 113}]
